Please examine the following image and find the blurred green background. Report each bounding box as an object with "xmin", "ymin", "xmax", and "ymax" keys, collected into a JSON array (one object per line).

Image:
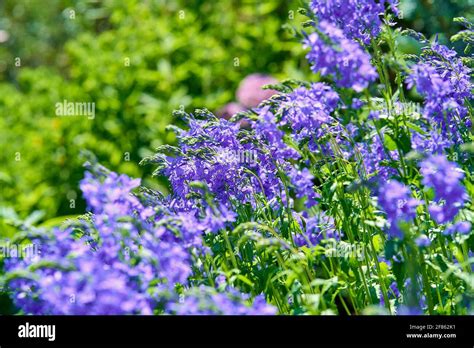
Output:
[{"xmin": 0, "ymin": 0, "xmax": 473, "ymax": 229}]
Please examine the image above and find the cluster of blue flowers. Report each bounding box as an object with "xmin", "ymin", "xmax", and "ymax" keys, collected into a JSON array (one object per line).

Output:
[
  {"xmin": 309, "ymin": 0, "xmax": 399, "ymax": 44},
  {"xmin": 3, "ymin": 0, "xmax": 473, "ymax": 315},
  {"xmin": 407, "ymin": 42, "xmax": 472, "ymax": 147},
  {"xmin": 303, "ymin": 22, "xmax": 378, "ymax": 91},
  {"xmin": 6, "ymin": 169, "xmax": 195, "ymax": 314},
  {"xmin": 168, "ymin": 286, "xmax": 277, "ymax": 315},
  {"xmin": 378, "ymin": 181, "xmax": 419, "ymax": 239},
  {"xmin": 420, "ymin": 155, "xmax": 468, "ymax": 226},
  {"xmin": 378, "ymin": 154, "xmax": 470, "ymax": 240}
]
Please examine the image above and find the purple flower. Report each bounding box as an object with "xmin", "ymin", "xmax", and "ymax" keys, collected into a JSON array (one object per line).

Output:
[
  {"xmin": 303, "ymin": 21, "xmax": 378, "ymax": 91},
  {"xmin": 406, "ymin": 42, "xmax": 472, "ymax": 142},
  {"xmin": 6, "ymin": 226, "xmax": 156, "ymax": 315},
  {"xmin": 355, "ymin": 131, "xmax": 399, "ymax": 181},
  {"xmin": 415, "ymin": 235, "xmax": 431, "ymax": 247},
  {"xmin": 444, "ymin": 221, "xmax": 472, "ymax": 236},
  {"xmin": 215, "ymin": 275, "xmax": 227, "ymax": 288},
  {"xmin": 161, "ymin": 114, "xmax": 283, "ymax": 207},
  {"xmin": 217, "ymin": 102, "xmax": 246, "ymax": 120},
  {"xmin": 167, "ymin": 286, "xmax": 277, "ymax": 315},
  {"xmin": 380, "ymin": 281, "xmax": 401, "ymax": 307},
  {"xmin": 288, "ymin": 167, "xmax": 319, "ymax": 208},
  {"xmin": 411, "ymin": 128, "xmax": 454, "ymax": 155},
  {"xmin": 310, "ymin": 0, "xmax": 399, "ymax": 44},
  {"xmin": 253, "ymin": 106, "xmax": 301, "ymax": 161},
  {"xmin": 397, "ymin": 306, "xmax": 424, "ymax": 315},
  {"xmin": 6, "ymin": 170, "xmax": 195, "ymax": 314},
  {"xmin": 80, "ymin": 171, "xmax": 141, "ymax": 215},
  {"xmin": 236, "ymin": 74, "xmax": 279, "ymax": 108},
  {"xmin": 389, "ymin": 281, "xmax": 401, "ymax": 298},
  {"xmin": 293, "ymin": 213, "xmax": 339, "ymax": 247},
  {"xmin": 202, "ymin": 205, "xmax": 237, "ymax": 234},
  {"xmin": 278, "ymin": 83, "xmax": 340, "ymax": 149},
  {"xmin": 420, "ymin": 155, "xmax": 467, "ymax": 224}
]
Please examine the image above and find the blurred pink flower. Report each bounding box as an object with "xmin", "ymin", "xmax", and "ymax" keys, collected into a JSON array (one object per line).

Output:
[
  {"xmin": 217, "ymin": 102, "xmax": 246, "ymax": 120},
  {"xmin": 236, "ymin": 74, "xmax": 278, "ymax": 108}
]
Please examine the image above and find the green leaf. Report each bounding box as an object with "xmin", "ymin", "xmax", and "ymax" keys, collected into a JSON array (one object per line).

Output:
[{"xmin": 384, "ymin": 133, "xmax": 398, "ymax": 151}]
